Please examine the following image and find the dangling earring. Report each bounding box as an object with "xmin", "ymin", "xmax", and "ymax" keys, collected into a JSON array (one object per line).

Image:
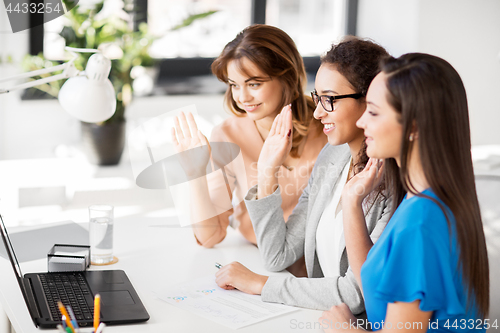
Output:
[{"xmin": 409, "ymin": 134, "xmax": 414, "ymax": 141}]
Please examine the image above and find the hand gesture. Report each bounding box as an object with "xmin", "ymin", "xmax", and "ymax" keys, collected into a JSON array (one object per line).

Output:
[
  {"xmin": 215, "ymin": 262, "xmax": 268, "ymax": 295},
  {"xmin": 342, "ymin": 158, "xmax": 384, "ymax": 207},
  {"xmin": 257, "ymin": 105, "xmax": 293, "ymax": 177},
  {"xmin": 318, "ymin": 303, "xmax": 357, "ymax": 332},
  {"xmin": 171, "ymin": 111, "xmax": 211, "ymax": 178}
]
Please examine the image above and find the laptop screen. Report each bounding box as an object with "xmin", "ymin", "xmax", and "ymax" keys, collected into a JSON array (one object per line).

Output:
[
  {"xmin": 0, "ymin": 215, "xmax": 41, "ymax": 324},
  {"xmin": 0, "ymin": 215, "xmax": 43, "ymax": 327},
  {"xmin": 0, "ymin": 215, "xmax": 24, "ymax": 281}
]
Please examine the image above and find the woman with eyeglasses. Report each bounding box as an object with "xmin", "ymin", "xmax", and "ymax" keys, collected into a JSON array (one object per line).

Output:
[
  {"xmin": 214, "ymin": 37, "xmax": 393, "ymax": 316},
  {"xmin": 319, "ymin": 54, "xmax": 489, "ymax": 332},
  {"xmin": 171, "ymin": 25, "xmax": 327, "ymax": 269}
]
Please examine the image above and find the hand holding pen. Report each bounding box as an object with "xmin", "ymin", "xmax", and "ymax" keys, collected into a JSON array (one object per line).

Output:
[{"xmin": 214, "ymin": 261, "xmax": 269, "ymax": 295}]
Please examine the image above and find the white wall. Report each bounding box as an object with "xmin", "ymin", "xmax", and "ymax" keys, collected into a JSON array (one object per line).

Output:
[
  {"xmin": 0, "ymin": 4, "xmax": 31, "ymax": 160},
  {"xmin": 0, "ymin": 94, "xmax": 226, "ymax": 160},
  {"xmin": 357, "ymin": 0, "xmax": 420, "ymax": 57},
  {"xmin": 357, "ymin": 0, "xmax": 500, "ymax": 145},
  {"xmin": 418, "ymin": 0, "xmax": 500, "ymax": 146},
  {"xmin": 0, "ymin": 98, "xmax": 81, "ymax": 159}
]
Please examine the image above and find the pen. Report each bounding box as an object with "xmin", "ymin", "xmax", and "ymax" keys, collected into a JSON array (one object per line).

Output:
[
  {"xmin": 95, "ymin": 322, "xmax": 106, "ymax": 333},
  {"xmin": 66, "ymin": 305, "xmax": 80, "ymax": 332},
  {"xmin": 57, "ymin": 302, "xmax": 75, "ymax": 333},
  {"xmin": 94, "ymin": 294, "xmax": 101, "ymax": 332},
  {"xmin": 215, "ymin": 262, "xmax": 223, "ymax": 269}
]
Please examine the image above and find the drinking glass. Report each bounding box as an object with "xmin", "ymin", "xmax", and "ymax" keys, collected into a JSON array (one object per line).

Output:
[{"xmin": 89, "ymin": 205, "xmax": 114, "ymax": 264}]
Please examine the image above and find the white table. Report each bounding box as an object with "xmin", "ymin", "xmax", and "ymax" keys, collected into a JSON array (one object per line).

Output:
[{"xmin": 0, "ymin": 214, "xmax": 324, "ymax": 333}]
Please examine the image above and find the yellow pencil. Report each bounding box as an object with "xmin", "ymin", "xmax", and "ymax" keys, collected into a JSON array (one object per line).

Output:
[
  {"xmin": 57, "ymin": 302, "xmax": 75, "ymax": 333},
  {"xmin": 93, "ymin": 294, "xmax": 101, "ymax": 332}
]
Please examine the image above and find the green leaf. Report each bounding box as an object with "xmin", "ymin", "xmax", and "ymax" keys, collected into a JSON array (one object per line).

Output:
[{"xmin": 171, "ymin": 10, "xmax": 218, "ymax": 31}]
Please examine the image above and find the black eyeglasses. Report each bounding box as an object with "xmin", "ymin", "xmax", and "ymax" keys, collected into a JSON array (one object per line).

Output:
[{"xmin": 311, "ymin": 90, "xmax": 364, "ymax": 112}]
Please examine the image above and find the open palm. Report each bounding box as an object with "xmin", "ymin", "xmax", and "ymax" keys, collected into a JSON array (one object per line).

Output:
[
  {"xmin": 257, "ymin": 106, "xmax": 293, "ymax": 175},
  {"xmin": 171, "ymin": 111, "xmax": 211, "ymax": 178}
]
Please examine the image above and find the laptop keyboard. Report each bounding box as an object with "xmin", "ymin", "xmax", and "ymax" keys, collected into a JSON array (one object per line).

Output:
[{"xmin": 39, "ymin": 273, "xmax": 94, "ymax": 321}]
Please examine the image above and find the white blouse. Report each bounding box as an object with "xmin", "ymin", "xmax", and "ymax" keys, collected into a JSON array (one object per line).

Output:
[{"xmin": 315, "ymin": 158, "xmax": 351, "ymax": 277}]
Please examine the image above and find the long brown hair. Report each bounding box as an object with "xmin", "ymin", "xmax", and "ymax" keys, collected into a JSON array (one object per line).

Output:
[
  {"xmin": 382, "ymin": 53, "xmax": 489, "ymax": 318},
  {"xmin": 211, "ymin": 24, "xmax": 320, "ymax": 158}
]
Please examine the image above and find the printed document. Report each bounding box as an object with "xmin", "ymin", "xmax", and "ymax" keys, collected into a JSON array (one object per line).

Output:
[{"xmin": 154, "ymin": 275, "xmax": 298, "ymax": 329}]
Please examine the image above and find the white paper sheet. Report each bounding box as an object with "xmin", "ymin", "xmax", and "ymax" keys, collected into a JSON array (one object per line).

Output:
[{"xmin": 154, "ymin": 275, "xmax": 298, "ymax": 329}]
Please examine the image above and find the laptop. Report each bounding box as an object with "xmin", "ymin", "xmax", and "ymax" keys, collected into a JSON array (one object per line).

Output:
[{"xmin": 0, "ymin": 215, "xmax": 150, "ymax": 328}]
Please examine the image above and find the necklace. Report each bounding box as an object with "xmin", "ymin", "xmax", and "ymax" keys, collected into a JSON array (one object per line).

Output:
[{"xmin": 254, "ymin": 121, "xmax": 294, "ymax": 171}]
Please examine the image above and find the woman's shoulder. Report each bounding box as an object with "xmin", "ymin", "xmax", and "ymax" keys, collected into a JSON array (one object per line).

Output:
[
  {"xmin": 315, "ymin": 143, "xmax": 350, "ymax": 165},
  {"xmin": 304, "ymin": 144, "xmax": 350, "ymax": 183},
  {"xmin": 404, "ymin": 191, "xmax": 448, "ymax": 215},
  {"xmin": 394, "ymin": 190, "xmax": 452, "ymax": 233}
]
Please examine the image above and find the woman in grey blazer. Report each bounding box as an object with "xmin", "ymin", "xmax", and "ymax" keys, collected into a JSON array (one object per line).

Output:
[{"xmin": 215, "ymin": 37, "xmax": 393, "ymax": 315}]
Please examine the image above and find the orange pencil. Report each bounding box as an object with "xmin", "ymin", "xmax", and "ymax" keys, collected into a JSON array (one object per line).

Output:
[
  {"xmin": 57, "ymin": 302, "xmax": 75, "ymax": 333},
  {"xmin": 93, "ymin": 294, "xmax": 101, "ymax": 332}
]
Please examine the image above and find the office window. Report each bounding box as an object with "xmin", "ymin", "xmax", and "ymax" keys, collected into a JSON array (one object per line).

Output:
[
  {"xmin": 43, "ymin": 0, "xmax": 139, "ymax": 60},
  {"xmin": 266, "ymin": 0, "xmax": 346, "ymax": 56},
  {"xmin": 147, "ymin": 0, "xmax": 252, "ymax": 58},
  {"xmin": 33, "ymin": 0, "xmax": 356, "ymax": 86},
  {"xmin": 145, "ymin": 0, "xmax": 347, "ymax": 58},
  {"xmin": 39, "ymin": 0, "xmax": 353, "ymax": 60},
  {"xmin": 42, "ymin": 0, "xmax": 253, "ymax": 59}
]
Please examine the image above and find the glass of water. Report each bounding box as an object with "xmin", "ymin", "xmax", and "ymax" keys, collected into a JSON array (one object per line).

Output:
[{"xmin": 89, "ymin": 205, "xmax": 114, "ymax": 264}]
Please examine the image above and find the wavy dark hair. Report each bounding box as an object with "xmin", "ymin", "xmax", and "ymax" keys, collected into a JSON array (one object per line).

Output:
[
  {"xmin": 382, "ymin": 53, "xmax": 489, "ymax": 318},
  {"xmin": 321, "ymin": 36, "xmax": 389, "ymax": 192},
  {"xmin": 211, "ymin": 24, "xmax": 320, "ymax": 158}
]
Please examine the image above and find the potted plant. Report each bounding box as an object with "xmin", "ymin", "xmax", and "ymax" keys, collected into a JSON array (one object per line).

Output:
[
  {"xmin": 64, "ymin": 0, "xmax": 155, "ymax": 165},
  {"xmin": 22, "ymin": 0, "xmax": 216, "ymax": 165}
]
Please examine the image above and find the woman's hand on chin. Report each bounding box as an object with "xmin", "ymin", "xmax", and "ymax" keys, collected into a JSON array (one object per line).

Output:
[
  {"xmin": 342, "ymin": 158, "xmax": 384, "ymax": 207},
  {"xmin": 215, "ymin": 262, "xmax": 268, "ymax": 295}
]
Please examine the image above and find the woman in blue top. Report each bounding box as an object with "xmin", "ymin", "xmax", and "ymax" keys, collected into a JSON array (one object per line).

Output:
[{"xmin": 319, "ymin": 53, "xmax": 490, "ymax": 331}]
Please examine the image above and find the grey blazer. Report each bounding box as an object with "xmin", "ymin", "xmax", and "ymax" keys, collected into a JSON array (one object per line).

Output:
[{"xmin": 244, "ymin": 143, "xmax": 392, "ymax": 313}]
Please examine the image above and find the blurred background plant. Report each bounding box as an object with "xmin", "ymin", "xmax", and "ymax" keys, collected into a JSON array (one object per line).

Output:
[
  {"xmin": 21, "ymin": 55, "xmax": 62, "ymax": 98},
  {"xmin": 21, "ymin": 0, "xmax": 216, "ymax": 125},
  {"xmin": 0, "ymin": 55, "xmax": 14, "ymax": 64}
]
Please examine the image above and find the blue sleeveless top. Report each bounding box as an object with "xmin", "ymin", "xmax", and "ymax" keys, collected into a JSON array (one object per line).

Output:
[{"xmin": 361, "ymin": 189, "xmax": 484, "ymax": 332}]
